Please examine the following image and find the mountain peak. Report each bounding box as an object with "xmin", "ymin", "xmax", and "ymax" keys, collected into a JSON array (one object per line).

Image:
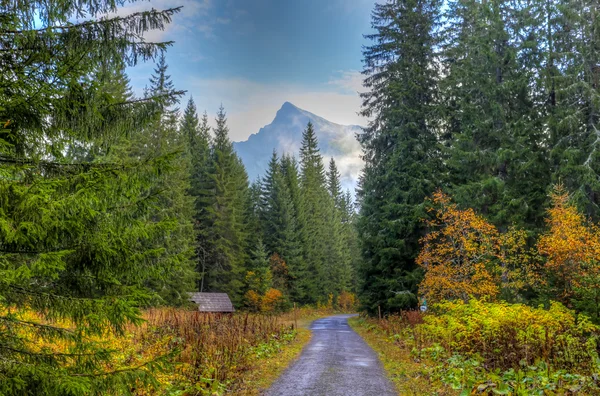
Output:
[
  {"xmin": 233, "ymin": 104, "xmax": 364, "ymax": 196},
  {"xmin": 275, "ymin": 101, "xmax": 303, "ymax": 117},
  {"xmin": 281, "ymin": 101, "xmax": 298, "ymax": 110}
]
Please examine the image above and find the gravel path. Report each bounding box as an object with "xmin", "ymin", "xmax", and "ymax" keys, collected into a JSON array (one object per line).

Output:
[{"xmin": 265, "ymin": 314, "xmax": 396, "ymax": 396}]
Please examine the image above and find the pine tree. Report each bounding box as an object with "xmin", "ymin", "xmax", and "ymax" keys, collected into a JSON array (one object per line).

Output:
[
  {"xmin": 180, "ymin": 98, "xmax": 212, "ymax": 291},
  {"xmin": 357, "ymin": 0, "xmax": 441, "ymax": 313},
  {"xmin": 260, "ymin": 150, "xmax": 282, "ymax": 252},
  {"xmin": 327, "ymin": 158, "xmax": 343, "ymax": 209},
  {"xmin": 440, "ymin": 0, "xmax": 549, "ymax": 229},
  {"xmin": 547, "ymin": 0, "xmax": 600, "ymax": 219},
  {"xmin": 202, "ymin": 106, "xmax": 250, "ymax": 304},
  {"xmin": 0, "ymin": 0, "xmax": 184, "ymax": 392},
  {"xmin": 280, "ymin": 154, "xmax": 308, "ymax": 301},
  {"xmin": 299, "ymin": 122, "xmax": 332, "ymax": 302},
  {"xmin": 246, "ymin": 238, "xmax": 272, "ymax": 295},
  {"xmin": 110, "ymin": 55, "xmax": 196, "ymax": 306},
  {"xmin": 340, "ymin": 190, "xmax": 360, "ymax": 291},
  {"xmin": 324, "ymin": 158, "xmax": 346, "ymax": 296}
]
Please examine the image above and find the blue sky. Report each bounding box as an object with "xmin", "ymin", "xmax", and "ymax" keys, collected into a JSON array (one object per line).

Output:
[{"xmin": 125, "ymin": 0, "xmax": 375, "ymax": 141}]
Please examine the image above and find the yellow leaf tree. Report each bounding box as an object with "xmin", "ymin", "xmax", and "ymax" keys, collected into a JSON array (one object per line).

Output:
[
  {"xmin": 417, "ymin": 191, "xmax": 501, "ymax": 304},
  {"xmin": 537, "ymin": 186, "xmax": 600, "ymax": 312}
]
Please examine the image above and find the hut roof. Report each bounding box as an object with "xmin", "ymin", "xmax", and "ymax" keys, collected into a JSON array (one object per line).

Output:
[{"xmin": 189, "ymin": 292, "xmax": 235, "ymax": 312}]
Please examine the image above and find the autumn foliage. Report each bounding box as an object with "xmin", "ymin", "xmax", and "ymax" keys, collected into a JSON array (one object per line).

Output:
[
  {"xmin": 536, "ymin": 186, "xmax": 600, "ymax": 309},
  {"xmin": 418, "ymin": 187, "xmax": 600, "ymax": 322},
  {"xmin": 244, "ymin": 288, "xmax": 285, "ymax": 312},
  {"xmin": 417, "ymin": 191, "xmax": 530, "ymax": 304}
]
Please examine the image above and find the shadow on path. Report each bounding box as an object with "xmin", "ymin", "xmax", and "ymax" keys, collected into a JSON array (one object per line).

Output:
[{"xmin": 265, "ymin": 314, "xmax": 396, "ymax": 396}]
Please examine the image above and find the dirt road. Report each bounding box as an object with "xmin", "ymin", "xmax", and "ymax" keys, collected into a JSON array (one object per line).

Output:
[{"xmin": 266, "ymin": 314, "xmax": 396, "ymax": 396}]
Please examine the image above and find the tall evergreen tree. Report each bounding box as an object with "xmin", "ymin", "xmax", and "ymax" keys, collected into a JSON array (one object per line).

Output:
[
  {"xmin": 260, "ymin": 151, "xmax": 282, "ymax": 252},
  {"xmin": 299, "ymin": 122, "xmax": 332, "ymax": 302},
  {"xmin": 280, "ymin": 154, "xmax": 308, "ymax": 301},
  {"xmin": 180, "ymin": 98, "xmax": 212, "ymax": 291},
  {"xmin": 0, "ymin": 0, "xmax": 185, "ymax": 392},
  {"xmin": 112, "ymin": 56, "xmax": 196, "ymax": 306},
  {"xmin": 440, "ymin": 0, "xmax": 549, "ymax": 229},
  {"xmin": 357, "ymin": 0, "xmax": 441, "ymax": 313},
  {"xmin": 202, "ymin": 106, "xmax": 250, "ymax": 304},
  {"xmin": 547, "ymin": 0, "xmax": 600, "ymax": 219}
]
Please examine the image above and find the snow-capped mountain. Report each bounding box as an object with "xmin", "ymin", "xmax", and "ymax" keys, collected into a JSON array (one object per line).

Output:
[{"xmin": 233, "ymin": 102, "xmax": 363, "ymax": 193}]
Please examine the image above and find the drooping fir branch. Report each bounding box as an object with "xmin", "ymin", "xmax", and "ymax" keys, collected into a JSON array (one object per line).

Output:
[{"xmin": 1, "ymin": 7, "xmax": 181, "ymax": 36}]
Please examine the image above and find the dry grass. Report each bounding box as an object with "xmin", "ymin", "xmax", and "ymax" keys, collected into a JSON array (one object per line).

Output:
[
  {"xmin": 126, "ymin": 306, "xmax": 335, "ymax": 395},
  {"xmin": 232, "ymin": 328, "xmax": 311, "ymax": 395}
]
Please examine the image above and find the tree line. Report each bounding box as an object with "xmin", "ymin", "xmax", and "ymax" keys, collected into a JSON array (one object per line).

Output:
[
  {"xmin": 182, "ymin": 92, "xmax": 360, "ymax": 307},
  {"xmin": 357, "ymin": 0, "xmax": 600, "ymax": 314}
]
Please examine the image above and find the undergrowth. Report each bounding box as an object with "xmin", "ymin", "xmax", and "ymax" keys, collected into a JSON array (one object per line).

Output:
[{"xmin": 352, "ymin": 300, "xmax": 600, "ymax": 395}]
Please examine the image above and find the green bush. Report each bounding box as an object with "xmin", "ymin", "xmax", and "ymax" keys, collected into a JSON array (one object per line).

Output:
[{"xmin": 418, "ymin": 299, "xmax": 599, "ymax": 372}]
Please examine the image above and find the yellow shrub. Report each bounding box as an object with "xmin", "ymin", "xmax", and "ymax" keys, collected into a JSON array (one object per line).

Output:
[
  {"xmin": 261, "ymin": 288, "xmax": 284, "ymax": 312},
  {"xmin": 336, "ymin": 291, "xmax": 358, "ymax": 311},
  {"xmin": 419, "ymin": 299, "xmax": 599, "ymax": 372}
]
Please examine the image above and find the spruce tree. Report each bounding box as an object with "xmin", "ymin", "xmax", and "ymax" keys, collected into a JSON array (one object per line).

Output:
[
  {"xmin": 0, "ymin": 0, "xmax": 184, "ymax": 392},
  {"xmin": 324, "ymin": 158, "xmax": 346, "ymax": 296},
  {"xmin": 327, "ymin": 158, "xmax": 343, "ymax": 209},
  {"xmin": 357, "ymin": 0, "xmax": 441, "ymax": 313},
  {"xmin": 260, "ymin": 151, "xmax": 282, "ymax": 252},
  {"xmin": 280, "ymin": 154, "xmax": 308, "ymax": 301},
  {"xmin": 547, "ymin": 0, "xmax": 600, "ymax": 219},
  {"xmin": 135, "ymin": 56, "xmax": 196, "ymax": 306},
  {"xmin": 440, "ymin": 0, "xmax": 549, "ymax": 229},
  {"xmin": 299, "ymin": 122, "xmax": 331, "ymax": 302},
  {"xmin": 203, "ymin": 106, "xmax": 250, "ymax": 304},
  {"xmin": 180, "ymin": 98, "xmax": 212, "ymax": 291}
]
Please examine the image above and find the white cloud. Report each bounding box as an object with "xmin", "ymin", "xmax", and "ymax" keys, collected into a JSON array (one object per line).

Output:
[
  {"xmin": 328, "ymin": 70, "xmax": 364, "ymax": 94},
  {"xmin": 184, "ymin": 73, "xmax": 367, "ymax": 193},
  {"xmin": 104, "ymin": 0, "xmax": 213, "ymax": 42},
  {"xmin": 187, "ymin": 74, "xmax": 366, "ymax": 142}
]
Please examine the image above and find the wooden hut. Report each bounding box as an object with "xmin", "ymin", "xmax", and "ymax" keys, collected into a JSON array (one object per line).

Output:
[{"xmin": 189, "ymin": 292, "xmax": 235, "ymax": 313}]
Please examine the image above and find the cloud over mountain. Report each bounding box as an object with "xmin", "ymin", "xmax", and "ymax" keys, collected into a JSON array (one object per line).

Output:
[{"xmin": 233, "ymin": 102, "xmax": 363, "ymax": 193}]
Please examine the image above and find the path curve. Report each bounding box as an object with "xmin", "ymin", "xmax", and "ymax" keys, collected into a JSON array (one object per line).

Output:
[{"xmin": 266, "ymin": 314, "xmax": 396, "ymax": 396}]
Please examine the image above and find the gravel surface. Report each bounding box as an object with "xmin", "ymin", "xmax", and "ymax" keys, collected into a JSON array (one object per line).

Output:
[{"xmin": 265, "ymin": 314, "xmax": 397, "ymax": 396}]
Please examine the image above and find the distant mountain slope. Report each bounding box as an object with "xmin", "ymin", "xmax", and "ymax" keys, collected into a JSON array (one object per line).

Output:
[{"xmin": 233, "ymin": 102, "xmax": 363, "ymax": 193}]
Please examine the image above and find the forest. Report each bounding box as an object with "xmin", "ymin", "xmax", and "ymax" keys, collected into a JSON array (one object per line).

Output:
[{"xmin": 2, "ymin": 0, "xmax": 600, "ymax": 394}]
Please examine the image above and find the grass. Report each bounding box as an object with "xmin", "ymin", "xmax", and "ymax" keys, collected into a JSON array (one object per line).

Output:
[
  {"xmin": 348, "ymin": 316, "xmax": 457, "ymax": 396},
  {"xmin": 232, "ymin": 328, "xmax": 311, "ymax": 395},
  {"xmin": 4, "ymin": 303, "xmax": 341, "ymax": 395}
]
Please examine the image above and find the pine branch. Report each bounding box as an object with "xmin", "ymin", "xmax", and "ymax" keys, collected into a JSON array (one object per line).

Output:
[{"xmin": 0, "ymin": 8, "xmax": 182, "ymax": 35}]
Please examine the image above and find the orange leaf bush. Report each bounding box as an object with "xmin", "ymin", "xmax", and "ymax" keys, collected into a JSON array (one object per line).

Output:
[
  {"xmin": 417, "ymin": 191, "xmax": 523, "ymax": 304},
  {"xmin": 536, "ymin": 185, "xmax": 600, "ymax": 308},
  {"xmin": 336, "ymin": 291, "xmax": 358, "ymax": 312},
  {"xmin": 261, "ymin": 288, "xmax": 284, "ymax": 312}
]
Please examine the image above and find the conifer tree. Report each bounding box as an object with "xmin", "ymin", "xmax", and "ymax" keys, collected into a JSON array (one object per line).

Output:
[
  {"xmin": 203, "ymin": 106, "xmax": 250, "ymax": 304},
  {"xmin": 327, "ymin": 158, "xmax": 343, "ymax": 209},
  {"xmin": 440, "ymin": 0, "xmax": 549, "ymax": 229},
  {"xmin": 280, "ymin": 154, "xmax": 308, "ymax": 301},
  {"xmin": 180, "ymin": 98, "xmax": 212, "ymax": 291},
  {"xmin": 246, "ymin": 238, "xmax": 272, "ymax": 295},
  {"xmin": 104, "ymin": 56, "xmax": 196, "ymax": 306},
  {"xmin": 324, "ymin": 158, "xmax": 346, "ymax": 295},
  {"xmin": 260, "ymin": 151, "xmax": 282, "ymax": 252},
  {"xmin": 357, "ymin": 0, "xmax": 441, "ymax": 313},
  {"xmin": 547, "ymin": 0, "xmax": 600, "ymax": 219},
  {"xmin": 340, "ymin": 190, "xmax": 360, "ymax": 291},
  {"xmin": 299, "ymin": 122, "xmax": 332, "ymax": 302},
  {"xmin": 0, "ymin": 0, "xmax": 185, "ymax": 392}
]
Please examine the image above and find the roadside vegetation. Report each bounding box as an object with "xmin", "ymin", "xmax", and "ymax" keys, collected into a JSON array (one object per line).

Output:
[
  {"xmin": 3, "ymin": 302, "xmax": 356, "ymax": 396},
  {"xmin": 353, "ymin": 188, "xmax": 600, "ymax": 395}
]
